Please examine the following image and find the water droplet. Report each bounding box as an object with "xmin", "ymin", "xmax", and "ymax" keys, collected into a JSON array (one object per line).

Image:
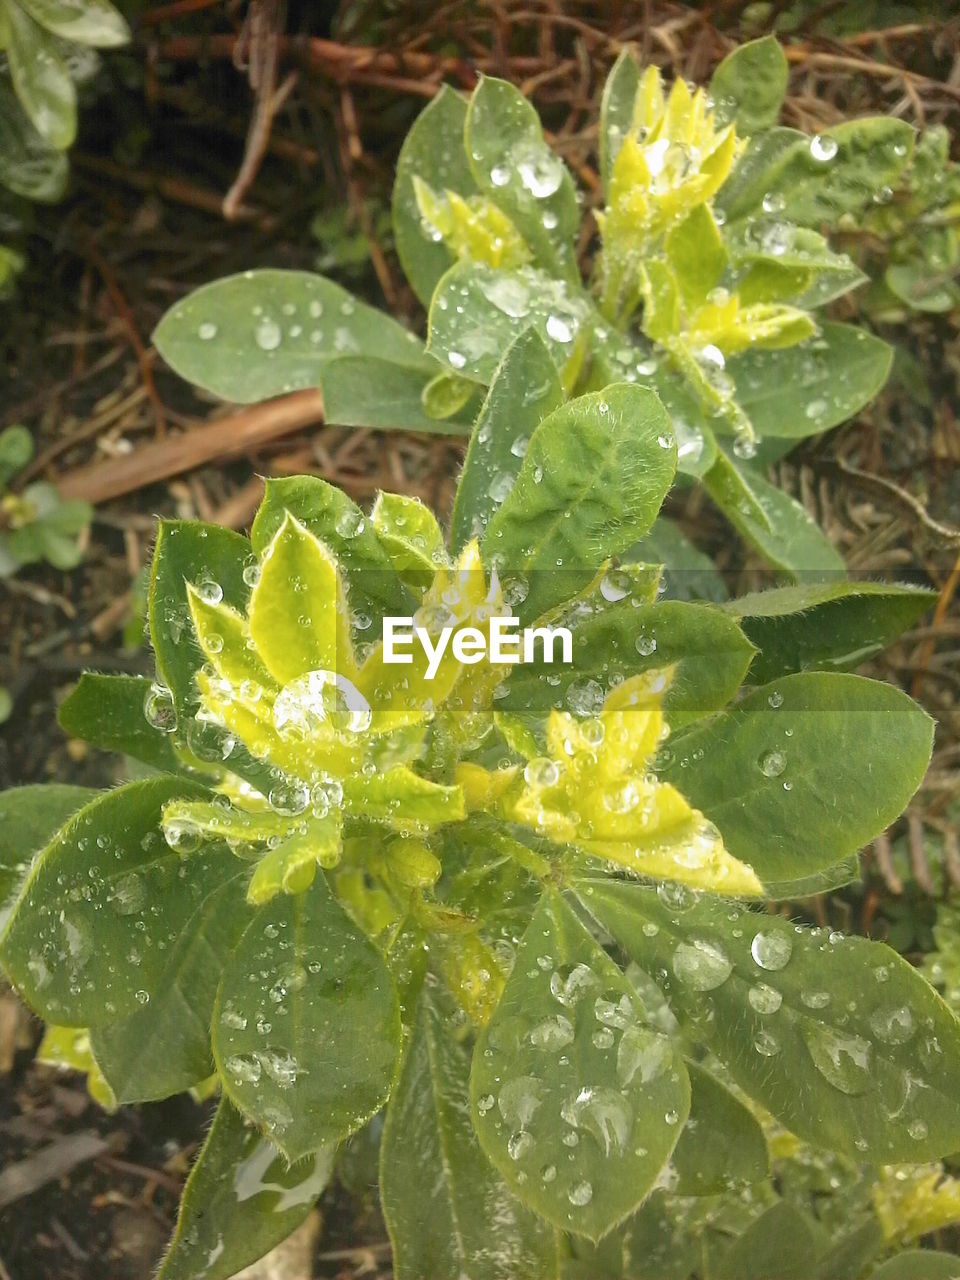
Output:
[
  {"xmin": 255, "ymin": 318, "xmax": 282, "ymax": 351},
  {"xmin": 562, "ymin": 1087, "xmax": 633, "ymax": 1156},
  {"xmin": 508, "ymin": 1131, "xmax": 534, "ymax": 1160},
  {"xmin": 810, "ymin": 134, "xmax": 838, "ymax": 163},
  {"xmin": 144, "ymin": 683, "xmax": 177, "ymax": 733},
  {"xmin": 529, "ymin": 1014, "xmax": 574, "ymax": 1051},
  {"xmin": 754, "ymin": 1030, "xmax": 780, "ymax": 1056},
  {"xmin": 545, "ymin": 314, "xmax": 573, "ymax": 343},
  {"xmin": 568, "ymin": 1179, "xmax": 593, "ymax": 1206},
  {"xmin": 869, "ymin": 1005, "xmax": 915, "ymax": 1045},
  {"xmin": 802, "ymin": 1023, "xmax": 873, "ymax": 1094},
  {"xmin": 759, "ymin": 750, "xmax": 786, "ymax": 779},
  {"xmin": 751, "ymin": 929, "xmax": 792, "ymax": 971},
  {"xmin": 498, "ymin": 1076, "xmax": 544, "ymax": 1129},
  {"xmin": 748, "ymin": 983, "xmax": 783, "ymax": 1015},
  {"xmin": 673, "ymin": 938, "xmax": 733, "ymax": 991},
  {"xmin": 635, "ymin": 633, "xmax": 657, "ymax": 657},
  {"xmin": 524, "ymin": 757, "xmax": 559, "ymax": 789},
  {"xmin": 198, "ymin": 321, "xmax": 218, "ymax": 340},
  {"xmin": 908, "ymin": 1119, "xmax": 928, "ymax": 1141},
  {"xmin": 448, "ymin": 350, "xmax": 466, "ymax": 369},
  {"xmin": 768, "ymin": 691, "xmax": 783, "ymax": 709}
]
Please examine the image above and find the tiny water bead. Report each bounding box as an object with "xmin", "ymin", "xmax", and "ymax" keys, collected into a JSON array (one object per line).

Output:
[
  {"xmin": 759, "ymin": 749, "xmax": 786, "ymax": 778},
  {"xmin": 198, "ymin": 321, "xmax": 218, "ymax": 340},
  {"xmin": 748, "ymin": 983, "xmax": 783, "ymax": 1015},
  {"xmin": 801, "ymin": 1023, "xmax": 873, "ymax": 1095},
  {"xmin": 545, "ymin": 314, "xmax": 574, "ymax": 343},
  {"xmin": 143, "ymin": 682, "xmax": 177, "ymax": 734},
  {"xmin": 672, "ymin": 938, "xmax": 733, "ymax": 992},
  {"xmin": 635, "ymin": 633, "xmax": 657, "ymax": 657},
  {"xmin": 568, "ymin": 1180, "xmax": 593, "ymax": 1207},
  {"xmin": 255, "ymin": 318, "xmax": 282, "ymax": 351},
  {"xmin": 751, "ymin": 929, "xmax": 793, "ymax": 972},
  {"xmin": 810, "ymin": 134, "xmax": 839, "ymax": 163},
  {"xmin": 524, "ymin": 757, "xmax": 560, "ymax": 789}
]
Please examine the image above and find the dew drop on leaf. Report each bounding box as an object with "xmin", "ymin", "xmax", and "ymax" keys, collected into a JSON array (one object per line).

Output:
[
  {"xmin": 672, "ymin": 938, "xmax": 733, "ymax": 991},
  {"xmin": 751, "ymin": 929, "xmax": 793, "ymax": 971},
  {"xmin": 801, "ymin": 1023, "xmax": 873, "ymax": 1095}
]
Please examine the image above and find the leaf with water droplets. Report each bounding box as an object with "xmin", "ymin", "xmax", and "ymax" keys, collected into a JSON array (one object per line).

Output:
[
  {"xmin": 382, "ymin": 985, "xmax": 559, "ymax": 1280},
  {"xmin": 91, "ymin": 868, "xmax": 248, "ymax": 1102},
  {"xmin": 599, "ymin": 50, "xmax": 641, "ymax": 195},
  {"xmin": 728, "ymin": 322, "xmax": 893, "ymax": 440},
  {"xmin": 465, "ymin": 76, "xmax": 579, "ymax": 283},
  {"xmin": 5, "ymin": 4, "xmax": 76, "ymax": 149},
  {"xmin": 58, "ymin": 674, "xmax": 187, "ymax": 775},
  {"xmin": 0, "ymin": 784, "xmax": 97, "ymax": 922},
  {"xmin": 392, "ymin": 85, "xmax": 479, "ymax": 306},
  {"xmin": 727, "ymin": 581, "xmax": 937, "ymax": 685},
  {"xmin": 251, "ymin": 476, "xmax": 412, "ymax": 621},
  {"xmin": 157, "ymin": 1097, "xmax": 334, "ymax": 1280},
  {"xmin": 213, "ymin": 871, "xmax": 401, "ymax": 1160},
  {"xmin": 0, "ymin": 776, "xmax": 227, "ymax": 1027},
  {"xmin": 18, "ymin": 0, "xmax": 130, "ymax": 46},
  {"xmin": 717, "ymin": 118, "xmax": 915, "ymax": 228},
  {"xmin": 248, "ymin": 512, "xmax": 355, "ymax": 686},
  {"xmin": 451, "ymin": 330, "xmax": 563, "ymax": 554},
  {"xmin": 661, "ymin": 671, "xmax": 934, "ymax": 888},
  {"xmin": 672, "ymin": 1062, "xmax": 768, "ymax": 1195},
  {"xmin": 710, "ymin": 36, "xmax": 787, "ymax": 133},
  {"xmin": 470, "ymin": 887, "xmax": 690, "ymax": 1241},
  {"xmin": 703, "ymin": 448, "xmax": 845, "ymax": 579},
  {"xmin": 371, "ymin": 491, "xmax": 449, "ymax": 590},
  {"xmin": 427, "ymin": 260, "xmax": 593, "ymax": 386},
  {"xmin": 482, "ymin": 384, "xmax": 676, "ymax": 625},
  {"xmin": 319, "ymin": 353, "xmax": 479, "ymax": 435},
  {"xmin": 150, "ymin": 520, "xmax": 253, "ymax": 721},
  {"xmin": 0, "ymin": 78, "xmax": 68, "ymax": 201},
  {"xmin": 627, "ymin": 518, "xmax": 728, "ymax": 604},
  {"xmin": 153, "ymin": 269, "xmax": 434, "ymax": 405},
  {"xmin": 581, "ymin": 878, "xmax": 960, "ymax": 1162},
  {"xmin": 500, "ymin": 599, "xmax": 754, "ymax": 730}
]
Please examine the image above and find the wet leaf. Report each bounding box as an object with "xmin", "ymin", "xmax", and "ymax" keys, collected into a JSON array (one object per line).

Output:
[
  {"xmin": 471, "ymin": 887, "xmax": 690, "ymax": 1241},
  {"xmin": 58, "ymin": 674, "xmax": 184, "ymax": 774},
  {"xmin": 6, "ymin": 4, "xmax": 76, "ymax": 149},
  {"xmin": 599, "ymin": 49, "xmax": 641, "ymax": 193},
  {"xmin": 158, "ymin": 1097, "xmax": 334, "ymax": 1280},
  {"xmin": 153, "ymin": 269, "xmax": 431, "ymax": 405},
  {"xmin": 213, "ymin": 871, "xmax": 401, "ymax": 1160},
  {"xmin": 661, "ymin": 671, "xmax": 933, "ymax": 885},
  {"xmin": 0, "ymin": 783, "xmax": 96, "ymax": 917},
  {"xmin": 382, "ymin": 985, "xmax": 559, "ymax": 1279},
  {"xmin": 18, "ymin": 0, "xmax": 129, "ymax": 46},
  {"xmin": 0, "ymin": 776, "xmax": 226, "ymax": 1026},
  {"xmin": 482, "ymin": 385, "xmax": 676, "ymax": 624},
  {"xmin": 711, "ymin": 36, "xmax": 788, "ymax": 133},
  {"xmin": 715, "ymin": 1202, "xmax": 817, "ymax": 1280},
  {"xmin": 582, "ymin": 879, "xmax": 960, "ymax": 1162},
  {"xmin": 672, "ymin": 1061, "xmax": 768, "ymax": 1194},
  {"xmin": 451, "ymin": 329, "xmax": 563, "ymax": 553},
  {"xmin": 727, "ymin": 581, "xmax": 937, "ymax": 684}
]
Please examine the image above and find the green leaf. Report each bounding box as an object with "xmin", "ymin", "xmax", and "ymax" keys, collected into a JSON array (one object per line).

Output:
[
  {"xmin": 157, "ymin": 1098, "xmax": 334, "ymax": 1280},
  {"xmin": 644, "ymin": 366, "xmax": 718, "ymax": 479},
  {"xmin": 582, "ymin": 879, "xmax": 960, "ymax": 1163},
  {"xmin": 500, "ymin": 599, "xmax": 754, "ymax": 730},
  {"xmin": 392, "ymin": 85, "xmax": 478, "ymax": 306},
  {"xmin": 470, "ymin": 888, "xmax": 690, "ymax": 1242},
  {"xmin": 213, "ymin": 871, "xmax": 401, "ymax": 1161},
  {"xmin": 816, "ymin": 1223, "xmax": 883, "ymax": 1280},
  {"xmin": 599, "ymin": 49, "xmax": 640, "ymax": 194},
  {"xmin": 482, "ymin": 384, "xmax": 676, "ymax": 623},
  {"xmin": 704, "ymin": 450, "xmax": 845, "ymax": 579},
  {"xmin": 428, "ymin": 261, "xmax": 593, "ymax": 385},
  {"xmin": 718, "ymin": 119, "xmax": 915, "ymax": 227},
  {"xmin": 0, "ymin": 80, "xmax": 68, "ymax": 201},
  {"xmin": 729, "ymin": 322, "xmax": 893, "ymax": 439},
  {"xmin": 372, "ymin": 491, "xmax": 448, "ymax": 587},
  {"xmin": 0, "ymin": 776, "xmax": 227, "ymax": 1026},
  {"xmin": 58, "ymin": 674, "xmax": 184, "ymax": 773},
  {"xmin": 0, "ymin": 784, "xmax": 96, "ymax": 919},
  {"xmin": 715, "ymin": 1203, "xmax": 817, "ymax": 1280},
  {"xmin": 251, "ymin": 476, "xmax": 411, "ymax": 620},
  {"xmin": 5, "ymin": 4, "xmax": 76, "ymax": 149},
  {"xmin": 465, "ymin": 76, "xmax": 579, "ymax": 282},
  {"xmin": 382, "ymin": 985, "xmax": 558, "ymax": 1280},
  {"xmin": 672, "ymin": 1061, "xmax": 768, "ymax": 1195},
  {"xmin": 727, "ymin": 581, "xmax": 937, "ymax": 684},
  {"xmin": 662, "ymin": 671, "xmax": 933, "ymax": 886},
  {"xmin": 153, "ymin": 269, "xmax": 431, "ymax": 405},
  {"xmin": 0, "ymin": 423, "xmax": 33, "ymax": 487},
  {"xmin": 149, "ymin": 519, "xmax": 253, "ymax": 720},
  {"xmin": 17, "ymin": 0, "xmax": 130, "ymax": 46},
  {"xmin": 711, "ymin": 37, "xmax": 788, "ymax": 133},
  {"xmin": 872, "ymin": 1252, "xmax": 960, "ymax": 1280},
  {"xmin": 90, "ymin": 869, "xmax": 247, "ymax": 1103},
  {"xmin": 451, "ymin": 329, "xmax": 564, "ymax": 552},
  {"xmin": 6, "ymin": 3, "xmax": 76, "ymax": 149},
  {"xmin": 626, "ymin": 519, "xmax": 728, "ymax": 603},
  {"xmin": 318, "ymin": 354, "xmax": 477, "ymax": 435}
]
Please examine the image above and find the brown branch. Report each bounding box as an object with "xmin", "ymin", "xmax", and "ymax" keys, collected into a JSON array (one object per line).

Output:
[{"xmin": 56, "ymin": 389, "xmax": 324, "ymax": 505}]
